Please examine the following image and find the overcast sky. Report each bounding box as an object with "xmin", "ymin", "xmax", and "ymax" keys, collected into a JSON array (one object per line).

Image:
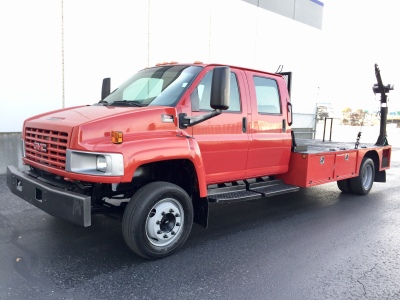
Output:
[{"xmin": 318, "ymin": 0, "xmax": 399, "ymax": 112}]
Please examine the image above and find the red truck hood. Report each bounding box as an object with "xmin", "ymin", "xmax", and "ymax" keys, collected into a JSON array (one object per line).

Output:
[
  {"xmin": 25, "ymin": 105, "xmax": 155, "ymax": 127},
  {"xmin": 24, "ymin": 105, "xmax": 179, "ymax": 150}
]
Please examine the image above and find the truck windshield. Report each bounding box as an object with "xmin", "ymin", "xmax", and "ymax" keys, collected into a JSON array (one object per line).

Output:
[{"xmin": 103, "ymin": 65, "xmax": 202, "ymax": 107}]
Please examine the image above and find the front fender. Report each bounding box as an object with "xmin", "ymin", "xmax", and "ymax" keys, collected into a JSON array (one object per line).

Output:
[
  {"xmin": 120, "ymin": 134, "xmax": 208, "ymax": 197},
  {"xmin": 186, "ymin": 137, "xmax": 207, "ymax": 197}
]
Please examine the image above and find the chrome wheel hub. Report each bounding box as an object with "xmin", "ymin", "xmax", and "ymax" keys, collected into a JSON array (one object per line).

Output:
[{"xmin": 145, "ymin": 198, "xmax": 183, "ymax": 247}]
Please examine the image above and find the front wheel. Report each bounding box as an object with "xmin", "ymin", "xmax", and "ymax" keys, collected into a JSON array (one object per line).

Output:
[
  {"xmin": 122, "ymin": 182, "xmax": 193, "ymax": 259},
  {"xmin": 349, "ymin": 158, "xmax": 375, "ymax": 195}
]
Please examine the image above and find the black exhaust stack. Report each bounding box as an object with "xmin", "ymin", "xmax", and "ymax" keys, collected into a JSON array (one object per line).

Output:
[
  {"xmin": 101, "ymin": 78, "xmax": 111, "ymax": 100},
  {"xmin": 373, "ymin": 64, "xmax": 393, "ymax": 146}
]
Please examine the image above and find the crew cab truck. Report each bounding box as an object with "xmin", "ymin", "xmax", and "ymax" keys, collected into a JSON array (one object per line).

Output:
[{"xmin": 7, "ymin": 62, "xmax": 392, "ymax": 259}]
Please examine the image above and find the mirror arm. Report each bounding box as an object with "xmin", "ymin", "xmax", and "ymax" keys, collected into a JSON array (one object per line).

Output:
[{"xmin": 179, "ymin": 110, "xmax": 222, "ymax": 129}]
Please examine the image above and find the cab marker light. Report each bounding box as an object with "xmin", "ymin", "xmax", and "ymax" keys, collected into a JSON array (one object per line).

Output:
[{"xmin": 111, "ymin": 131, "xmax": 123, "ymax": 144}]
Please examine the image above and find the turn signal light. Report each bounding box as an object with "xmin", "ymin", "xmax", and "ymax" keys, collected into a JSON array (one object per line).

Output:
[{"xmin": 111, "ymin": 131, "xmax": 123, "ymax": 144}]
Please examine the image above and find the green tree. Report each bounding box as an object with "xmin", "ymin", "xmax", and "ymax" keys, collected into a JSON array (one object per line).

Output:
[{"xmin": 342, "ymin": 107, "xmax": 352, "ymax": 114}]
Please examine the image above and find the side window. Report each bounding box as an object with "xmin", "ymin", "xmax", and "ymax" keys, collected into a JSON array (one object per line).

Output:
[
  {"xmin": 254, "ymin": 76, "xmax": 281, "ymax": 114},
  {"xmin": 191, "ymin": 71, "xmax": 241, "ymax": 112}
]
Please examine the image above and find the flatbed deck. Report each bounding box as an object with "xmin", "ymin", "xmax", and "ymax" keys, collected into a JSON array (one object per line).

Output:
[
  {"xmin": 295, "ymin": 138, "xmax": 380, "ymax": 154},
  {"xmin": 278, "ymin": 138, "xmax": 392, "ymax": 188}
]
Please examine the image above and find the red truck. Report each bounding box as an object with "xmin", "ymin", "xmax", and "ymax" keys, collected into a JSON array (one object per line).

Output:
[{"xmin": 7, "ymin": 62, "xmax": 392, "ymax": 259}]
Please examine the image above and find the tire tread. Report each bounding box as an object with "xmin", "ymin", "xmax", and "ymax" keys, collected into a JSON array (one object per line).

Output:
[{"xmin": 122, "ymin": 181, "xmax": 193, "ymax": 259}]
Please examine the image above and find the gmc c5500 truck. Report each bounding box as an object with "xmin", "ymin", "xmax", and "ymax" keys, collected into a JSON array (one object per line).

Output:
[{"xmin": 7, "ymin": 62, "xmax": 392, "ymax": 259}]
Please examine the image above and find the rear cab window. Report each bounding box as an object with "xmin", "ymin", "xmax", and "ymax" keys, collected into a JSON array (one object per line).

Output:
[{"xmin": 253, "ymin": 76, "xmax": 282, "ymax": 115}]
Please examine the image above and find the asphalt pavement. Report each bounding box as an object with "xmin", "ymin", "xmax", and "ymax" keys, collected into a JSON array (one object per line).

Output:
[{"xmin": 1, "ymin": 148, "xmax": 400, "ymax": 300}]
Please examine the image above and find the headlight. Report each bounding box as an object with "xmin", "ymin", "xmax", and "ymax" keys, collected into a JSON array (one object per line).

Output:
[
  {"xmin": 96, "ymin": 155, "xmax": 107, "ymax": 172},
  {"xmin": 66, "ymin": 150, "xmax": 124, "ymax": 176}
]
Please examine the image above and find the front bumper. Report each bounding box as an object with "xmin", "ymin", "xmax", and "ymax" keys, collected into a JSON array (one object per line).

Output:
[{"xmin": 6, "ymin": 166, "xmax": 91, "ymax": 227}]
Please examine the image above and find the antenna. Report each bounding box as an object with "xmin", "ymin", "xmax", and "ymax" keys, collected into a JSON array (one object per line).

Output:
[{"xmin": 275, "ymin": 65, "xmax": 284, "ymax": 73}]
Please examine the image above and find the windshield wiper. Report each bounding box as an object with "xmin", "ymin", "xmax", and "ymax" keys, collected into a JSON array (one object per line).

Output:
[{"xmin": 111, "ymin": 100, "xmax": 144, "ymax": 107}]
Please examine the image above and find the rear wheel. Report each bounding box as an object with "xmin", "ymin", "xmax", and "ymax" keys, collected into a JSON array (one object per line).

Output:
[
  {"xmin": 122, "ymin": 181, "xmax": 193, "ymax": 259},
  {"xmin": 337, "ymin": 179, "xmax": 352, "ymax": 193},
  {"xmin": 349, "ymin": 158, "xmax": 375, "ymax": 195}
]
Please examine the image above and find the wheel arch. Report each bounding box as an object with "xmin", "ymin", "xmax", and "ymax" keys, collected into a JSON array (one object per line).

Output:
[
  {"xmin": 363, "ymin": 150, "xmax": 381, "ymax": 181},
  {"xmin": 121, "ymin": 137, "xmax": 208, "ymax": 197},
  {"xmin": 129, "ymin": 159, "xmax": 209, "ymax": 228},
  {"xmin": 130, "ymin": 159, "xmax": 198, "ymax": 196}
]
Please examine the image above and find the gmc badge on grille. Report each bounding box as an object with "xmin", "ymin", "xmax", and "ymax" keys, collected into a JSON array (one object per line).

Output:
[{"xmin": 33, "ymin": 142, "xmax": 48, "ymax": 153}]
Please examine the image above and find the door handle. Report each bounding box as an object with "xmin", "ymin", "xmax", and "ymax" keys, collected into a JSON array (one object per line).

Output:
[
  {"xmin": 282, "ymin": 119, "xmax": 287, "ymax": 133},
  {"xmin": 242, "ymin": 117, "xmax": 247, "ymax": 133},
  {"xmin": 287, "ymin": 102, "xmax": 293, "ymax": 126}
]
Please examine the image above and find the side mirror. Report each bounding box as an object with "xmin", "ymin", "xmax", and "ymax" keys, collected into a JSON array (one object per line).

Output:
[
  {"xmin": 179, "ymin": 66, "xmax": 231, "ymax": 129},
  {"xmin": 101, "ymin": 78, "xmax": 111, "ymax": 100},
  {"xmin": 210, "ymin": 66, "xmax": 230, "ymax": 110}
]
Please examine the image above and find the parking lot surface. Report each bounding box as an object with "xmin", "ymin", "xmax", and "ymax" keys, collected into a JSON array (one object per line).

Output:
[{"xmin": 1, "ymin": 147, "xmax": 400, "ymax": 300}]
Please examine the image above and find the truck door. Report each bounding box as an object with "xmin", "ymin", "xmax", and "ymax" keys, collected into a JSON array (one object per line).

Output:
[
  {"xmin": 190, "ymin": 67, "xmax": 249, "ymax": 184},
  {"xmin": 244, "ymin": 71, "xmax": 292, "ymax": 177}
]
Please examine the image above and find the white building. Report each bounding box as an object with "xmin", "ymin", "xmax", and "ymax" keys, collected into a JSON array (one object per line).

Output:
[{"xmin": 1, "ymin": 0, "xmax": 325, "ymax": 173}]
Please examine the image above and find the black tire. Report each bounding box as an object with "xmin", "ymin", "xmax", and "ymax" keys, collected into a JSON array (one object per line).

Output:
[
  {"xmin": 349, "ymin": 158, "xmax": 375, "ymax": 195},
  {"xmin": 122, "ymin": 181, "xmax": 193, "ymax": 259},
  {"xmin": 337, "ymin": 179, "xmax": 352, "ymax": 193}
]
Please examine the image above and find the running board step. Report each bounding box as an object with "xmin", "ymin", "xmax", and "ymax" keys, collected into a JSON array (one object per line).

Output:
[{"xmin": 207, "ymin": 179, "xmax": 299, "ymax": 204}]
